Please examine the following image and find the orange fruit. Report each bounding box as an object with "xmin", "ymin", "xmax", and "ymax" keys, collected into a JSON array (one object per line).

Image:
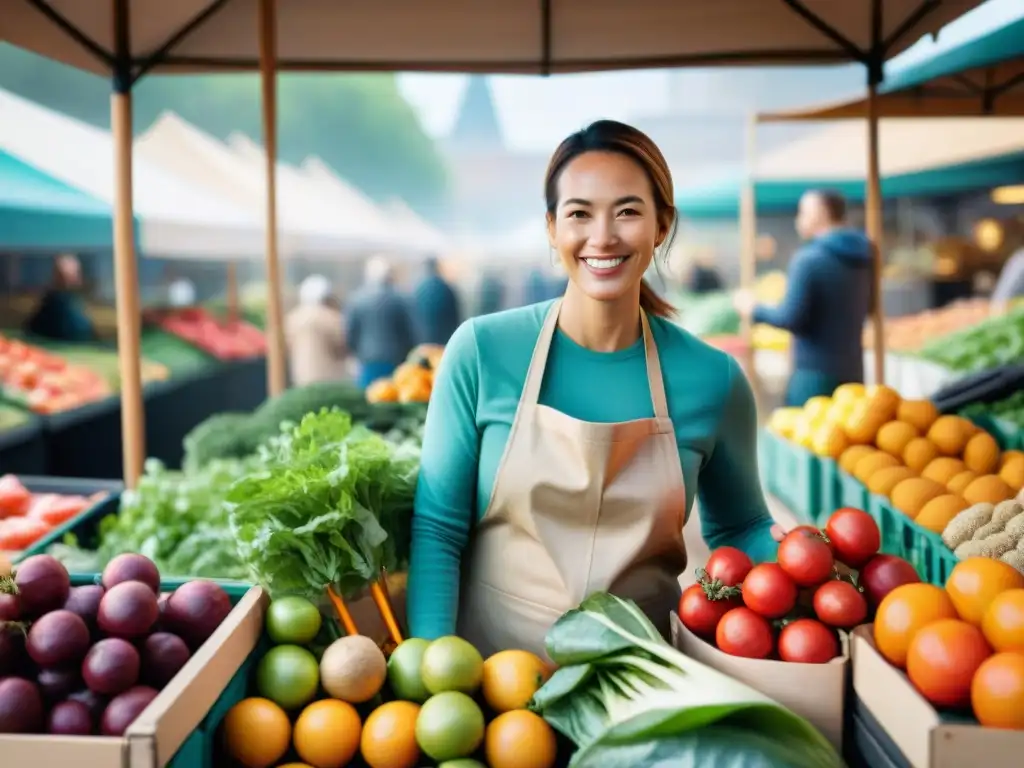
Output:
[
  {"xmin": 360, "ymin": 700, "xmax": 421, "ymax": 768},
  {"xmin": 906, "ymin": 619, "xmax": 992, "ymax": 708},
  {"xmin": 874, "ymin": 583, "xmax": 958, "ymax": 668},
  {"xmin": 485, "ymin": 710, "xmax": 558, "ymax": 768},
  {"xmin": 293, "ymin": 699, "xmax": 362, "ymax": 768},
  {"xmin": 220, "ymin": 697, "xmax": 291, "ymax": 768},
  {"xmin": 481, "ymin": 650, "xmax": 552, "ymax": 713},
  {"xmin": 981, "ymin": 588, "xmax": 1024, "ymax": 653},
  {"xmin": 971, "ymin": 652, "xmax": 1024, "ymax": 730},
  {"xmin": 946, "ymin": 557, "xmax": 1024, "ymax": 626}
]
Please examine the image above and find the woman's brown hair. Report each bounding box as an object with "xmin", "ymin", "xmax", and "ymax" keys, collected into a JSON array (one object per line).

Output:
[{"xmin": 543, "ymin": 120, "xmax": 677, "ymax": 318}]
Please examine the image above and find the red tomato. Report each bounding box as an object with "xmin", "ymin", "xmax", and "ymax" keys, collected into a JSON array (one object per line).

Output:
[
  {"xmin": 777, "ymin": 529, "xmax": 835, "ymax": 587},
  {"xmin": 778, "ymin": 619, "xmax": 840, "ymax": 664},
  {"xmin": 716, "ymin": 607, "xmax": 774, "ymax": 659},
  {"xmin": 825, "ymin": 508, "xmax": 881, "ymax": 568},
  {"xmin": 859, "ymin": 554, "xmax": 921, "ymax": 609},
  {"xmin": 742, "ymin": 563, "xmax": 798, "ymax": 619},
  {"xmin": 0, "ymin": 517, "xmax": 52, "ymax": 551},
  {"xmin": 678, "ymin": 583, "xmax": 741, "ymax": 638},
  {"xmin": 813, "ymin": 580, "xmax": 868, "ymax": 628},
  {"xmin": 33, "ymin": 495, "xmax": 88, "ymax": 527},
  {"xmin": 703, "ymin": 547, "xmax": 754, "ymax": 588},
  {"xmin": 0, "ymin": 475, "xmax": 31, "ymax": 519}
]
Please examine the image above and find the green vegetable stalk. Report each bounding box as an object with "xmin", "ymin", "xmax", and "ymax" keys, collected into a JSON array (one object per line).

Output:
[{"xmin": 530, "ymin": 593, "xmax": 843, "ymax": 768}]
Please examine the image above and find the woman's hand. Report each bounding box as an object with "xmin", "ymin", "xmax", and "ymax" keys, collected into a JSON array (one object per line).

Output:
[{"xmin": 770, "ymin": 524, "xmax": 787, "ymax": 542}]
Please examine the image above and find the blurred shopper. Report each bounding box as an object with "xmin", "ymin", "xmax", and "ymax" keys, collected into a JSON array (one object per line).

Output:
[
  {"xmin": 477, "ymin": 272, "xmax": 506, "ymax": 316},
  {"xmin": 25, "ymin": 254, "xmax": 96, "ymax": 342},
  {"xmin": 688, "ymin": 251, "xmax": 724, "ymax": 294},
  {"xmin": 413, "ymin": 257, "xmax": 461, "ymax": 345},
  {"xmin": 734, "ymin": 190, "xmax": 873, "ymax": 407},
  {"xmin": 347, "ymin": 256, "xmax": 417, "ymax": 389},
  {"xmin": 991, "ymin": 247, "xmax": 1024, "ymax": 306},
  {"xmin": 286, "ymin": 274, "xmax": 348, "ymax": 387},
  {"xmin": 167, "ymin": 278, "xmax": 197, "ymax": 308}
]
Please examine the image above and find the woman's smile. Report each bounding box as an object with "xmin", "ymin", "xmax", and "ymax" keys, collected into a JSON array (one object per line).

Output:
[{"xmin": 579, "ymin": 254, "xmax": 631, "ymax": 277}]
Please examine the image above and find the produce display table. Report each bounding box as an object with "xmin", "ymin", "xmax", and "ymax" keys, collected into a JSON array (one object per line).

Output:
[
  {"xmin": 41, "ymin": 395, "xmax": 124, "ymax": 478},
  {"xmin": 221, "ymin": 355, "xmax": 268, "ymax": 413},
  {"xmin": 862, "ymin": 352, "xmax": 958, "ymax": 399},
  {"xmin": 0, "ymin": 414, "xmax": 46, "ymax": 474}
]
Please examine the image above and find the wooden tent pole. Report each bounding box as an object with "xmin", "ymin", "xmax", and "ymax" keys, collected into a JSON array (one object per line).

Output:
[
  {"xmin": 259, "ymin": 0, "xmax": 287, "ymax": 396},
  {"xmin": 739, "ymin": 112, "xmax": 761, "ymax": 405},
  {"xmin": 864, "ymin": 83, "xmax": 886, "ymax": 387}
]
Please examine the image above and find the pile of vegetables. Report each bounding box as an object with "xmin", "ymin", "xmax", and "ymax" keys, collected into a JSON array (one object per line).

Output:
[
  {"xmin": 0, "ymin": 553, "xmax": 233, "ymax": 735},
  {"xmin": 0, "ymin": 475, "xmax": 110, "ymax": 553},
  {"xmin": 962, "ymin": 389, "xmax": 1024, "ymax": 430},
  {"xmin": 861, "ymin": 298, "xmax": 994, "ymax": 352},
  {"xmin": 918, "ymin": 307, "xmax": 1024, "ymax": 373},
  {"xmin": 872, "ymin": 556, "xmax": 1024, "ymax": 730},
  {"xmin": 529, "ymin": 592, "xmax": 843, "ymax": 767},
  {"xmin": 680, "ymin": 509, "xmax": 920, "ymax": 663}
]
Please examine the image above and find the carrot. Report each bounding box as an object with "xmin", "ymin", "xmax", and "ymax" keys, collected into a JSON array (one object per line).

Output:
[
  {"xmin": 325, "ymin": 585, "xmax": 359, "ymax": 636},
  {"xmin": 371, "ymin": 571, "xmax": 404, "ymax": 645}
]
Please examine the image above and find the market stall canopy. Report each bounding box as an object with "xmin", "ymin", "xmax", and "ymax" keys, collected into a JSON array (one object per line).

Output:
[
  {"xmin": 0, "ymin": 0, "xmax": 985, "ymax": 75},
  {"xmin": 760, "ymin": 13, "xmax": 1024, "ymax": 120},
  {"xmin": 0, "ymin": 148, "xmax": 114, "ymax": 251},
  {"xmin": 378, "ymin": 197, "xmax": 450, "ymax": 255},
  {"xmin": 226, "ymin": 135, "xmax": 413, "ymax": 255},
  {"xmin": 0, "ymin": 89, "xmax": 264, "ymax": 258},
  {"xmin": 676, "ymin": 117, "xmax": 1024, "ymax": 219},
  {"xmin": 134, "ymin": 112, "xmax": 350, "ymax": 256}
]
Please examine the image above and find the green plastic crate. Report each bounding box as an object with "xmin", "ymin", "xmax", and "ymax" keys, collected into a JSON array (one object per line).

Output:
[
  {"xmin": 759, "ymin": 429, "xmax": 820, "ymax": 524},
  {"xmin": 817, "ymin": 458, "xmax": 840, "ymax": 526},
  {"xmin": 866, "ymin": 494, "xmax": 957, "ymax": 587},
  {"xmin": 65, "ymin": 574, "xmax": 255, "ymax": 768},
  {"xmin": 836, "ymin": 469, "xmax": 870, "ymax": 512}
]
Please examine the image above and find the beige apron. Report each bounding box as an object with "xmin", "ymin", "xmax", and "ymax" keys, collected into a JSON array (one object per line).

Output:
[{"xmin": 458, "ymin": 300, "xmax": 688, "ymax": 659}]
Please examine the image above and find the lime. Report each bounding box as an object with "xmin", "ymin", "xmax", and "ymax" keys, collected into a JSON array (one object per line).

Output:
[
  {"xmin": 415, "ymin": 691, "xmax": 485, "ymax": 762},
  {"xmin": 265, "ymin": 596, "xmax": 323, "ymax": 645},
  {"xmin": 421, "ymin": 636, "xmax": 484, "ymax": 695},
  {"xmin": 387, "ymin": 637, "xmax": 431, "ymax": 702},
  {"xmin": 256, "ymin": 644, "xmax": 320, "ymax": 710},
  {"xmin": 439, "ymin": 761, "xmax": 487, "ymax": 767}
]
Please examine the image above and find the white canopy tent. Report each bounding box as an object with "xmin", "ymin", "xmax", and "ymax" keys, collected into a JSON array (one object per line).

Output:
[
  {"xmin": 134, "ymin": 112, "xmax": 346, "ymax": 256},
  {"xmin": 379, "ymin": 196, "xmax": 451, "ymax": 255},
  {"xmin": 0, "ymin": 89, "xmax": 263, "ymax": 259},
  {"xmin": 227, "ymin": 135, "xmax": 414, "ymax": 256}
]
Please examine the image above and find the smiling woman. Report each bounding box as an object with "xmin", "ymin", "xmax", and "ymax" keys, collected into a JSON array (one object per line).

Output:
[{"xmin": 408, "ymin": 120, "xmax": 781, "ymax": 659}]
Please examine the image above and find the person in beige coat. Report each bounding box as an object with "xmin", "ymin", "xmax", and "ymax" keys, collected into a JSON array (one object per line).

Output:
[{"xmin": 286, "ymin": 274, "xmax": 348, "ymax": 386}]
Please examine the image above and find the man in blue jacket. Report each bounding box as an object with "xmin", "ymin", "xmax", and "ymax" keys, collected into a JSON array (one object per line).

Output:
[
  {"xmin": 735, "ymin": 189, "xmax": 874, "ymax": 407},
  {"xmin": 346, "ymin": 256, "xmax": 417, "ymax": 389},
  {"xmin": 413, "ymin": 257, "xmax": 461, "ymax": 345}
]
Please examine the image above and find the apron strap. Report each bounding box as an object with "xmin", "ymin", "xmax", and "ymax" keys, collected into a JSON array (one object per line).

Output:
[{"xmin": 521, "ymin": 300, "xmax": 671, "ymax": 421}]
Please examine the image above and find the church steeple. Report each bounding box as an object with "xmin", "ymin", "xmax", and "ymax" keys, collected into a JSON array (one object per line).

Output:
[{"xmin": 449, "ymin": 75, "xmax": 502, "ymax": 150}]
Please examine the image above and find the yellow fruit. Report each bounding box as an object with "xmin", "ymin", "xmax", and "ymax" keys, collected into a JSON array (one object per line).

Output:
[
  {"xmin": 366, "ymin": 379, "xmax": 399, "ymax": 404},
  {"xmin": 875, "ymin": 420, "xmax": 920, "ymax": 458},
  {"xmin": 833, "ymin": 383, "xmax": 866, "ymax": 403},
  {"xmin": 915, "ymin": 494, "xmax": 968, "ymax": 534},
  {"xmin": 294, "ymin": 700, "xmax": 362, "ymax": 768},
  {"xmin": 867, "ymin": 466, "xmax": 917, "ymax": 497},
  {"xmin": 1000, "ymin": 453, "xmax": 1024, "ymax": 490},
  {"xmin": 903, "ymin": 437, "xmax": 941, "ymax": 474},
  {"xmin": 839, "ymin": 445, "xmax": 876, "ymax": 474},
  {"xmin": 853, "ymin": 451, "xmax": 901, "ymax": 483},
  {"xmin": 921, "ymin": 457, "xmax": 967, "ymax": 486},
  {"xmin": 360, "ymin": 701, "xmax": 421, "ymax": 768},
  {"xmin": 803, "ymin": 396, "xmax": 833, "ymax": 422},
  {"xmin": 891, "ymin": 477, "xmax": 947, "ymax": 519},
  {"xmin": 791, "ymin": 416, "xmax": 815, "ymax": 449},
  {"xmin": 1001, "ymin": 450, "xmax": 1024, "ymax": 471},
  {"xmin": 482, "ymin": 650, "xmax": 552, "ymax": 714},
  {"xmin": 963, "ymin": 475, "xmax": 1016, "ymax": 506},
  {"xmin": 865, "ymin": 385, "xmax": 901, "ymax": 421},
  {"xmin": 811, "ymin": 423, "xmax": 849, "ymax": 459},
  {"xmin": 221, "ymin": 698, "xmax": 291, "ymax": 768},
  {"xmin": 768, "ymin": 407, "xmax": 803, "ymax": 438},
  {"xmin": 927, "ymin": 415, "xmax": 975, "ymax": 456},
  {"xmin": 963, "ymin": 432, "xmax": 1000, "ymax": 475},
  {"xmin": 947, "ymin": 470, "xmax": 979, "ymax": 495},
  {"xmin": 485, "ymin": 710, "xmax": 558, "ymax": 768},
  {"xmin": 844, "ymin": 401, "xmax": 887, "ymax": 446},
  {"xmin": 897, "ymin": 399, "xmax": 939, "ymax": 433}
]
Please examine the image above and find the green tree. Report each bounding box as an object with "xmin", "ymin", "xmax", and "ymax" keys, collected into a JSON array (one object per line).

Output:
[{"xmin": 0, "ymin": 44, "xmax": 449, "ymax": 219}]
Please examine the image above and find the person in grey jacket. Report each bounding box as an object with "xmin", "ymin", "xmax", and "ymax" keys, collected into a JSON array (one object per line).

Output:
[
  {"xmin": 992, "ymin": 247, "xmax": 1024, "ymax": 306},
  {"xmin": 346, "ymin": 256, "xmax": 417, "ymax": 389}
]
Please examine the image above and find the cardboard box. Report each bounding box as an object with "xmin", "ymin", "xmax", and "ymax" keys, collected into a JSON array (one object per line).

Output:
[
  {"xmin": 669, "ymin": 612, "xmax": 848, "ymax": 750},
  {"xmin": 852, "ymin": 624, "xmax": 1024, "ymax": 768},
  {"xmin": 2, "ymin": 586, "xmax": 269, "ymax": 768}
]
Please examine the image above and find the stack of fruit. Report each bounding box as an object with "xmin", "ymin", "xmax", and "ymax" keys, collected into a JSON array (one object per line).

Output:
[
  {"xmin": 872, "ymin": 556, "xmax": 1024, "ymax": 730},
  {"xmin": 768, "ymin": 384, "xmax": 1024, "ymax": 554},
  {"xmin": 0, "ymin": 474, "xmax": 110, "ymax": 553},
  {"xmin": 365, "ymin": 344, "xmax": 444, "ymax": 405},
  {"xmin": 679, "ymin": 508, "xmax": 920, "ymax": 663},
  {"xmin": 0, "ymin": 334, "xmax": 111, "ymax": 414},
  {"xmin": 0, "ymin": 553, "xmax": 233, "ymax": 735},
  {"xmin": 222, "ymin": 595, "xmax": 559, "ymax": 768}
]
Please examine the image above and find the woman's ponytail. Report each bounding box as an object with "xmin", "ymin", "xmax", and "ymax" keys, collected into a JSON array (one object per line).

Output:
[{"xmin": 639, "ymin": 278, "xmax": 676, "ymax": 318}]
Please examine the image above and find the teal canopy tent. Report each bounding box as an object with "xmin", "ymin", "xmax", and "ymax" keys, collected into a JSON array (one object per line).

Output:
[{"xmin": 0, "ymin": 149, "xmax": 116, "ymax": 251}]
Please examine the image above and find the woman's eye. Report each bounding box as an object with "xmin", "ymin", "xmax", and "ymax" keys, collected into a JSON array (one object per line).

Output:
[
  {"xmin": 618, "ymin": 208, "xmax": 639, "ymax": 217},
  {"xmin": 567, "ymin": 210, "xmax": 589, "ymax": 219}
]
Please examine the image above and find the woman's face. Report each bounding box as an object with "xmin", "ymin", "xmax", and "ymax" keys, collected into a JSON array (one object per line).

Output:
[{"xmin": 548, "ymin": 151, "xmax": 665, "ymax": 304}]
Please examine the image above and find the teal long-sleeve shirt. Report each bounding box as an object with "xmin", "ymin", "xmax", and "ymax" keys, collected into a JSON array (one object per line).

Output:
[{"xmin": 408, "ymin": 300, "xmax": 778, "ymax": 640}]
